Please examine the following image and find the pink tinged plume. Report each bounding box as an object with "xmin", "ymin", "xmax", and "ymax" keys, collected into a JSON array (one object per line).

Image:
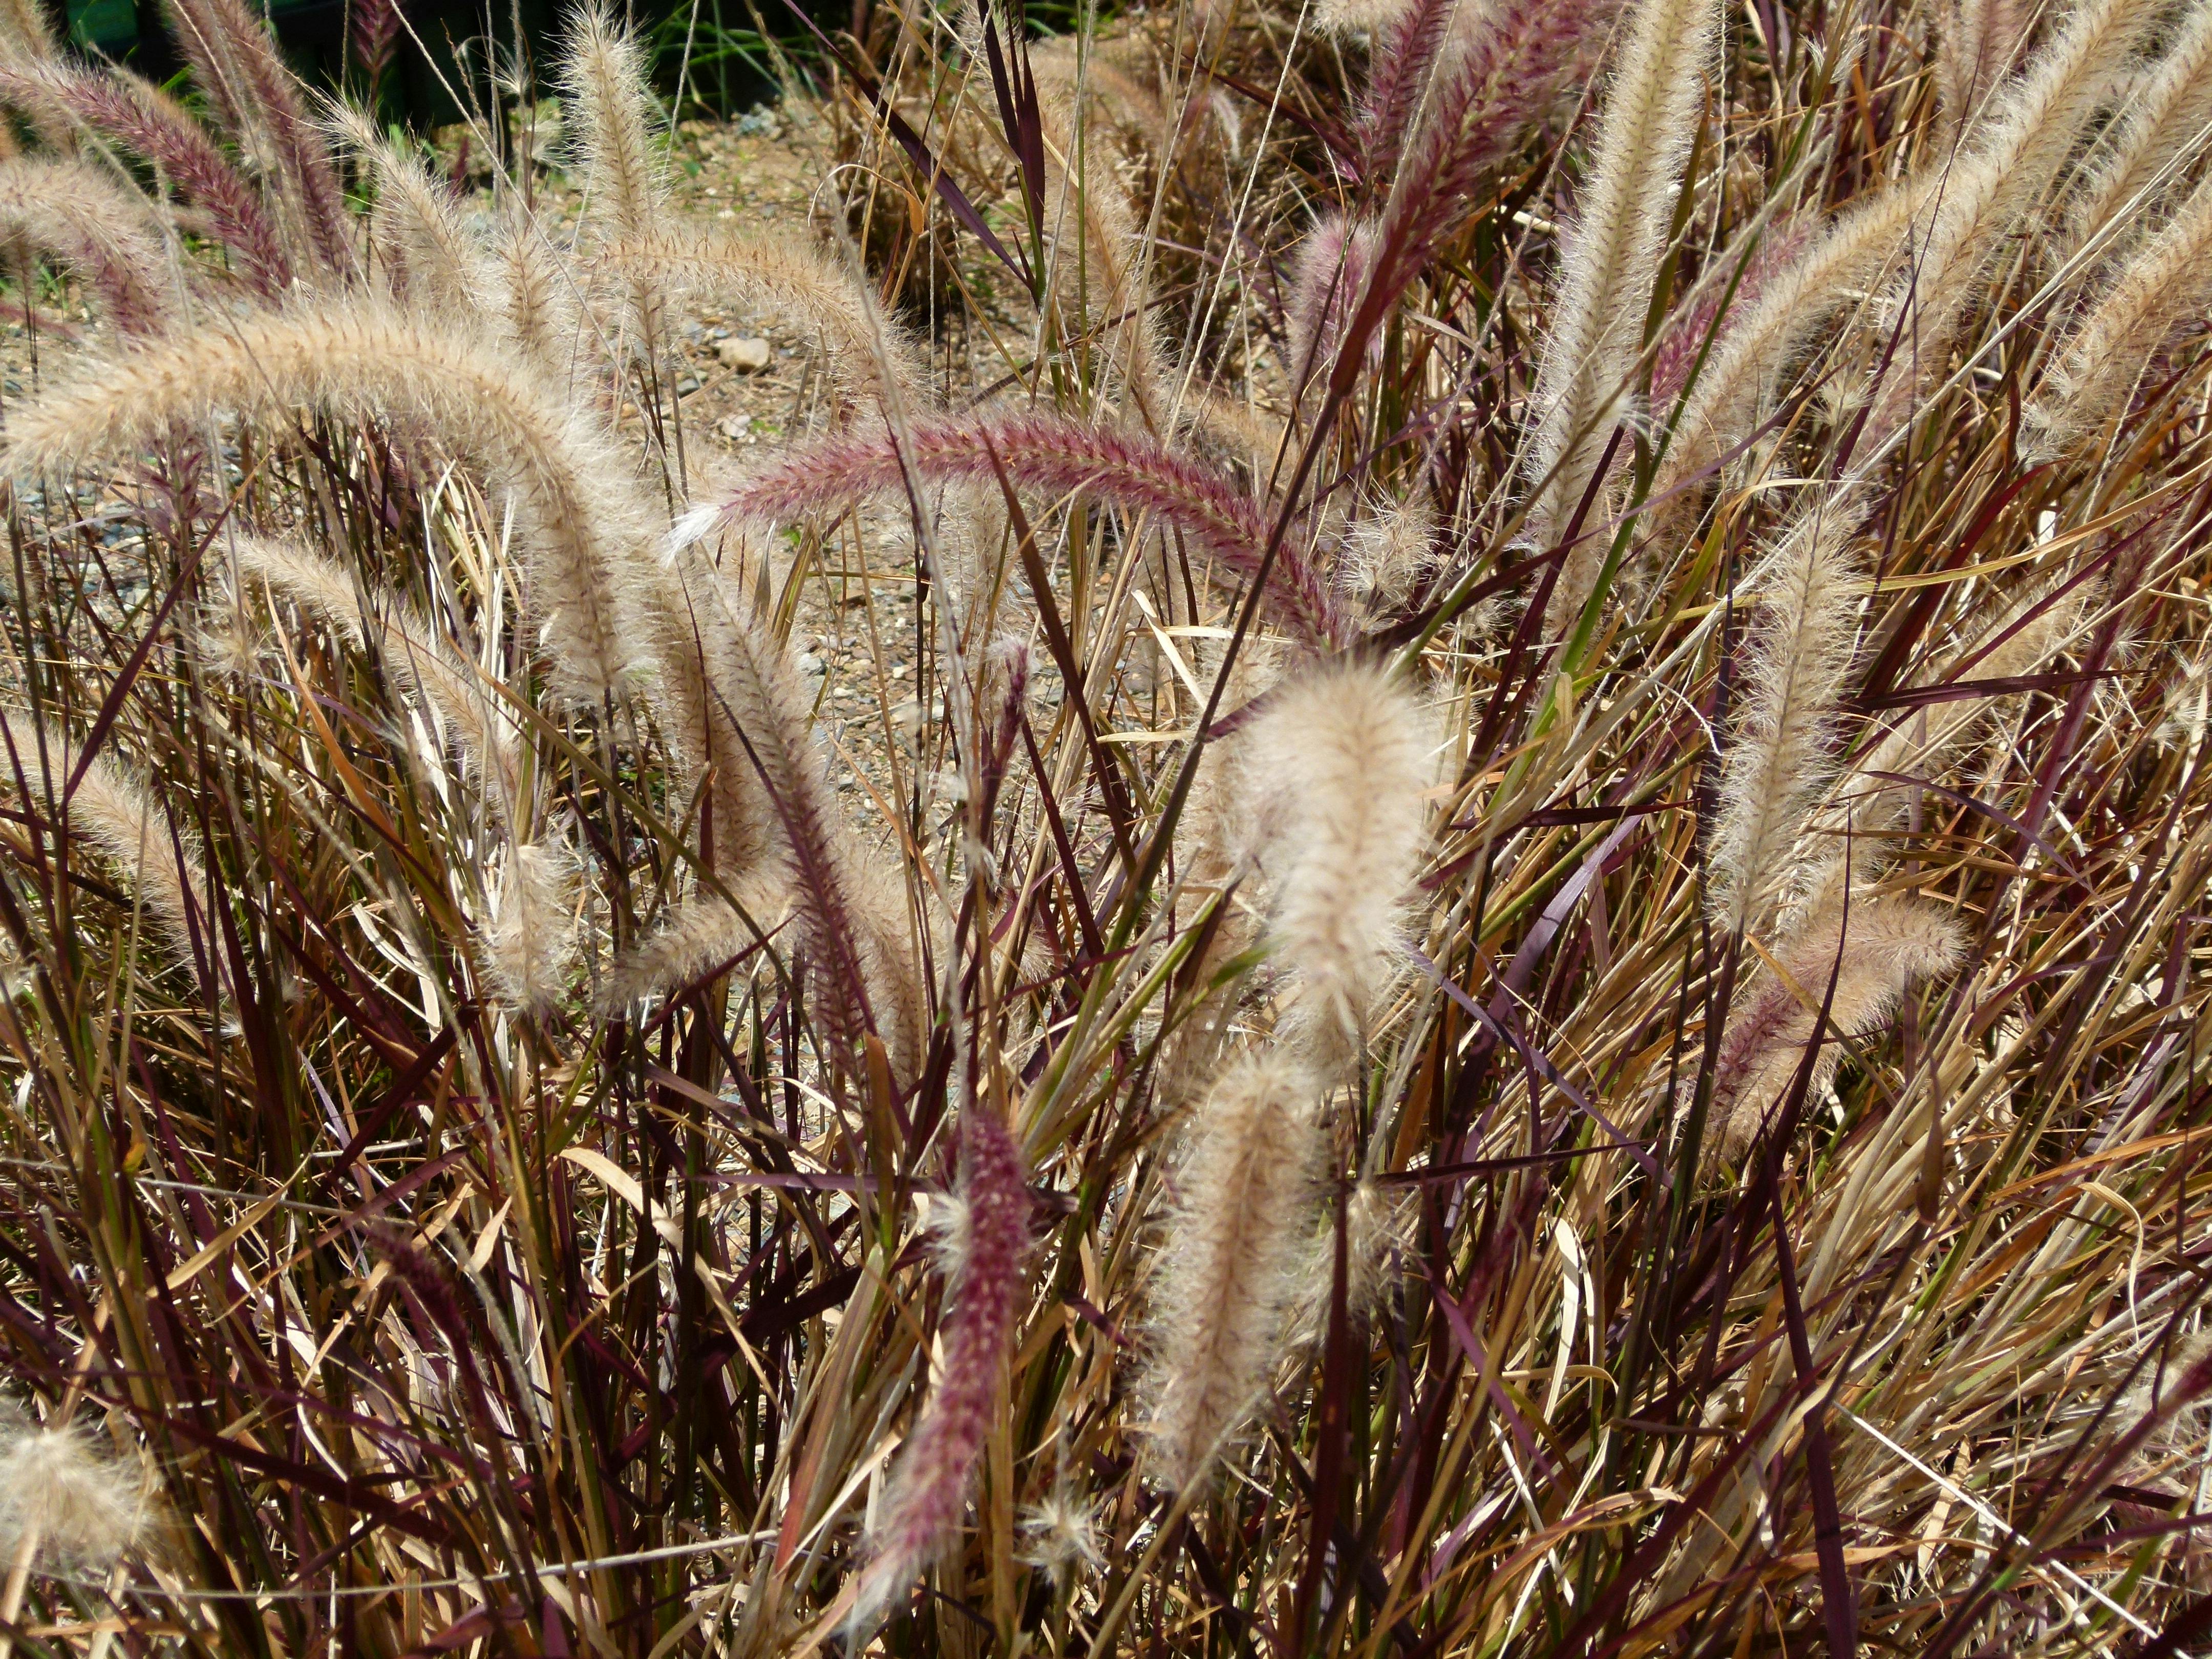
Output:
[
  {"xmin": 1355, "ymin": 0, "xmax": 1458, "ymax": 176},
  {"xmin": 855, "ymin": 1109, "xmax": 1033, "ymax": 1626},
  {"xmin": 1287, "ymin": 212, "xmax": 1381, "ymax": 385},
  {"xmin": 1704, "ymin": 895, "xmax": 1963, "ymax": 1171},
  {"xmin": 1347, "ymin": 0, "xmax": 1625, "ymax": 360},
  {"xmin": 0, "ymin": 61, "xmax": 293, "ymax": 297},
  {"xmin": 1649, "ymin": 220, "xmax": 1812, "ymax": 410},
  {"xmin": 695, "ymin": 411, "xmax": 1352, "ymax": 650}
]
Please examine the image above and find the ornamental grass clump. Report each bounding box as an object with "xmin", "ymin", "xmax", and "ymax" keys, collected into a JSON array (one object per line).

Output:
[{"xmin": 1, "ymin": 0, "xmax": 2211, "ymax": 1651}]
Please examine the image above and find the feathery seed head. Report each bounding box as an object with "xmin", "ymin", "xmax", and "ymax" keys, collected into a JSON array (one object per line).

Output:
[
  {"xmin": 1318, "ymin": 0, "xmax": 1413, "ymax": 30},
  {"xmin": 1527, "ymin": 0, "xmax": 1720, "ymax": 621},
  {"xmin": 1140, "ymin": 1054, "xmax": 1326, "ymax": 1490},
  {"xmin": 856, "ymin": 1109, "xmax": 1031, "ymax": 1628},
  {"xmin": 1240, "ymin": 659, "xmax": 1435, "ymax": 1067},
  {"xmin": 1, "ymin": 713, "xmax": 216, "ymax": 995},
  {"xmin": 1343, "ymin": 492, "xmax": 1437, "ymax": 611},
  {"xmin": 1704, "ymin": 893, "xmax": 1963, "ymax": 1173},
  {"xmin": 591, "ymin": 229, "xmax": 924, "ymax": 407},
  {"xmin": 2119, "ymin": 1332, "xmax": 2212, "ymax": 1479},
  {"xmin": 705, "ymin": 413, "xmax": 1352, "ymax": 649},
  {"xmin": 342, "ymin": 112, "xmax": 490, "ymax": 318},
  {"xmin": 1937, "ymin": 0, "xmax": 2032, "ymax": 140},
  {"xmin": 598, "ymin": 880, "xmax": 794, "ymax": 1013},
  {"xmin": 2067, "ymin": 0, "xmax": 2212, "ymax": 251},
  {"xmin": 562, "ymin": 8, "xmax": 666, "ymax": 354},
  {"xmin": 0, "ymin": 1409, "xmax": 147, "ymax": 1575},
  {"xmin": 481, "ymin": 840, "xmax": 578, "ymax": 1015},
  {"xmin": 2024, "ymin": 167, "xmax": 2212, "ymax": 463},
  {"xmin": 1708, "ymin": 483, "xmax": 1869, "ymax": 936},
  {"xmin": 170, "ymin": 0, "xmax": 353, "ymax": 275},
  {"xmin": 1017, "ymin": 1485, "xmax": 1102, "ymax": 1580},
  {"xmin": 1287, "ymin": 212, "xmax": 1380, "ymax": 385},
  {"xmin": 0, "ymin": 158, "xmax": 174, "ymax": 336},
  {"xmin": 2, "ymin": 301, "xmax": 656, "ymax": 705},
  {"xmin": 0, "ymin": 57, "xmax": 291, "ymax": 295}
]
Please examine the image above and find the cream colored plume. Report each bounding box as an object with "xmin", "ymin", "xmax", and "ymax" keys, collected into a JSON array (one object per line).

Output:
[
  {"xmin": 1707, "ymin": 481, "xmax": 1866, "ymax": 937},
  {"xmin": 0, "ymin": 713, "xmax": 215, "ymax": 993},
  {"xmin": 0, "ymin": 300, "xmax": 655, "ymax": 705},
  {"xmin": 1528, "ymin": 0, "xmax": 1721, "ymax": 629},
  {"xmin": 1239, "ymin": 659, "xmax": 1434, "ymax": 1067},
  {"xmin": 1141, "ymin": 1054, "xmax": 1325, "ymax": 1488},
  {"xmin": 0, "ymin": 1408, "xmax": 147, "ymax": 1575},
  {"xmin": 589, "ymin": 228, "xmax": 924, "ymax": 406}
]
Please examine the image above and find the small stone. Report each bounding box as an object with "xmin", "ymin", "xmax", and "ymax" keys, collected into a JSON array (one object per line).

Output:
[{"xmin": 716, "ymin": 336, "xmax": 771, "ymax": 371}]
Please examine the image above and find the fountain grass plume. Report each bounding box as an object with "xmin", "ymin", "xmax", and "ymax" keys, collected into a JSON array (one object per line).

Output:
[
  {"xmin": 1141, "ymin": 1054, "xmax": 1326, "ymax": 1490},
  {"xmin": 0, "ymin": 1409, "xmax": 146, "ymax": 1576},
  {"xmin": 1348, "ymin": 0, "xmax": 1623, "ymax": 372},
  {"xmin": 1242, "ymin": 658, "xmax": 1434, "ymax": 1066},
  {"xmin": 172, "ymin": 0, "xmax": 350, "ymax": 276},
  {"xmin": 157, "ymin": 0, "xmax": 256, "ymax": 169},
  {"xmin": 1354, "ymin": 0, "xmax": 1459, "ymax": 175},
  {"xmin": 1654, "ymin": 176, "xmax": 1941, "ymax": 509},
  {"xmin": 1388, "ymin": 0, "xmax": 1620, "ymax": 196},
  {"xmin": 2024, "ymin": 167, "xmax": 2212, "ymax": 462},
  {"xmin": 857, "ymin": 1108, "xmax": 1031, "ymax": 1625},
  {"xmin": 0, "ymin": 57, "xmax": 290, "ymax": 297},
  {"xmin": 342, "ymin": 112, "xmax": 490, "ymax": 320},
  {"xmin": 0, "ymin": 158, "xmax": 174, "ymax": 335},
  {"xmin": 1936, "ymin": 0, "xmax": 2031, "ymax": 142},
  {"xmin": 0, "ymin": 0, "xmax": 53, "ymax": 60},
  {"xmin": 1527, "ymin": 0, "xmax": 1719, "ymax": 626},
  {"xmin": 643, "ymin": 550, "xmax": 780, "ymax": 886},
  {"xmin": 1038, "ymin": 110, "xmax": 1165, "ymax": 423},
  {"xmin": 1343, "ymin": 492, "xmax": 1436, "ymax": 611},
  {"xmin": 1316, "ymin": 0, "xmax": 1414, "ymax": 29},
  {"xmin": 1287, "ymin": 212, "xmax": 1379, "ymax": 388},
  {"xmin": 697, "ymin": 411, "xmax": 1351, "ymax": 649},
  {"xmin": 2067, "ymin": 0, "xmax": 2212, "ymax": 254},
  {"xmin": 656, "ymin": 548, "xmax": 914, "ymax": 1069},
  {"xmin": 227, "ymin": 534, "xmax": 364, "ymax": 647},
  {"xmin": 0, "ymin": 300, "xmax": 653, "ymax": 705},
  {"xmin": 1704, "ymin": 894, "xmax": 1963, "ymax": 1171},
  {"xmin": 493, "ymin": 202, "xmax": 585, "ymax": 376},
  {"xmin": 0, "ymin": 714, "xmax": 215, "ymax": 995},
  {"xmin": 1649, "ymin": 219, "xmax": 1814, "ymax": 409},
  {"xmin": 1698, "ymin": 577, "xmax": 2083, "ymax": 1175},
  {"xmin": 1024, "ymin": 36, "xmax": 1172, "ymax": 148},
  {"xmin": 229, "ymin": 535, "xmax": 526, "ymax": 816},
  {"xmin": 590, "ymin": 228, "xmax": 924, "ymax": 406},
  {"xmin": 1708, "ymin": 480, "xmax": 1868, "ymax": 937},
  {"xmin": 563, "ymin": 8, "xmax": 667, "ymax": 356},
  {"xmin": 1871, "ymin": 0, "xmax": 2160, "ymax": 435},
  {"xmin": 598, "ymin": 879, "xmax": 794, "ymax": 1012},
  {"xmin": 481, "ymin": 840, "xmax": 577, "ymax": 1015},
  {"xmin": 1665, "ymin": 0, "xmax": 2157, "ymax": 511}
]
